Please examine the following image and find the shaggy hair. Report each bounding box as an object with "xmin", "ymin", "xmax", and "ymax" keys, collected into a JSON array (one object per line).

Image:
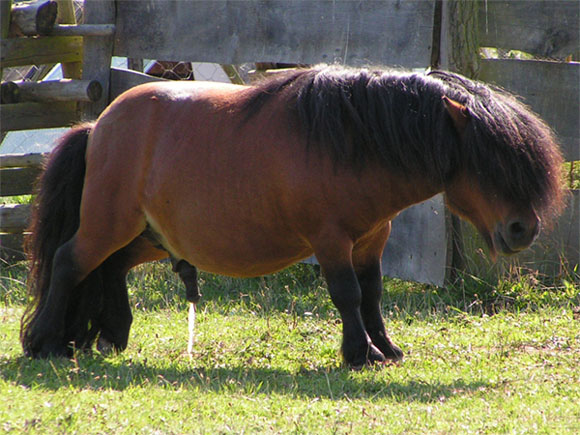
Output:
[{"xmin": 243, "ymin": 65, "xmax": 565, "ymax": 224}]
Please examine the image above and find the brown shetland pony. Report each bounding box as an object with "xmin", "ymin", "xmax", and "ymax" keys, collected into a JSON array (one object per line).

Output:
[{"xmin": 21, "ymin": 66, "xmax": 565, "ymax": 368}]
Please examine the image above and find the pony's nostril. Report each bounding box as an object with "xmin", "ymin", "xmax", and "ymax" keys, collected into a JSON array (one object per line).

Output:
[{"xmin": 508, "ymin": 221, "xmax": 526, "ymax": 239}]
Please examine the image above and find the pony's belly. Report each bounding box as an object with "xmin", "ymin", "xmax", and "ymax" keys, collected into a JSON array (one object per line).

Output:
[
  {"xmin": 145, "ymin": 212, "xmax": 313, "ymax": 277},
  {"xmin": 178, "ymin": 239, "xmax": 314, "ymax": 278}
]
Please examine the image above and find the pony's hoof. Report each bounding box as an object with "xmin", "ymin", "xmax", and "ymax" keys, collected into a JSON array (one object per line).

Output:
[
  {"xmin": 383, "ymin": 343, "xmax": 404, "ymax": 362},
  {"xmin": 97, "ymin": 336, "xmax": 114, "ymax": 356},
  {"xmin": 22, "ymin": 324, "xmax": 69, "ymax": 359},
  {"xmin": 23, "ymin": 338, "xmax": 69, "ymax": 359},
  {"xmin": 345, "ymin": 343, "xmax": 386, "ymax": 369}
]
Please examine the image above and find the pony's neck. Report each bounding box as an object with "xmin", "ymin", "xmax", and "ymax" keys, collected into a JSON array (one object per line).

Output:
[
  {"xmin": 382, "ymin": 171, "xmax": 444, "ymax": 219},
  {"xmin": 345, "ymin": 162, "xmax": 445, "ymax": 225}
]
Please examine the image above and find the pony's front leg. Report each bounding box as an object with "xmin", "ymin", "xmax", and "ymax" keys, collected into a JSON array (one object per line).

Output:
[
  {"xmin": 356, "ymin": 262, "xmax": 403, "ymax": 361},
  {"xmin": 321, "ymin": 265, "xmax": 386, "ymax": 368}
]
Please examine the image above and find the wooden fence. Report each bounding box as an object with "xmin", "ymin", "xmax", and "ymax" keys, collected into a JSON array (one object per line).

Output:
[{"xmin": 1, "ymin": 0, "xmax": 578, "ymax": 285}]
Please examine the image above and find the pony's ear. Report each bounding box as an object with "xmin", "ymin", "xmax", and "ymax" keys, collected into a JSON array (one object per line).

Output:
[{"xmin": 443, "ymin": 96, "xmax": 470, "ymax": 135}]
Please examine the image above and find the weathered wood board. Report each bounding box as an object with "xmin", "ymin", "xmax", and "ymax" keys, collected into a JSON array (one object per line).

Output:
[
  {"xmin": 0, "ymin": 36, "xmax": 82, "ymax": 68},
  {"xmin": 522, "ymin": 189, "xmax": 579, "ymax": 273},
  {"xmin": 477, "ymin": 0, "xmax": 579, "ymax": 59},
  {"xmin": 113, "ymin": 0, "xmax": 436, "ymax": 67},
  {"xmin": 0, "ymin": 167, "xmax": 42, "ymax": 196},
  {"xmin": 382, "ymin": 194, "xmax": 448, "ymax": 286},
  {"xmin": 0, "ymin": 101, "xmax": 79, "ymax": 132},
  {"xmin": 479, "ymin": 59, "xmax": 579, "ymax": 162},
  {"xmin": 460, "ymin": 190, "xmax": 579, "ymax": 276},
  {"xmin": 305, "ymin": 195, "xmax": 449, "ymax": 286}
]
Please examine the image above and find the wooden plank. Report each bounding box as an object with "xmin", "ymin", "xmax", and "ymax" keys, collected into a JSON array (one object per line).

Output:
[
  {"xmin": 109, "ymin": 67, "xmax": 167, "ymax": 101},
  {"xmin": 0, "ymin": 36, "xmax": 82, "ymax": 68},
  {"xmin": 479, "ymin": 59, "xmax": 579, "ymax": 162},
  {"xmin": 0, "ymin": 203, "xmax": 31, "ymax": 233},
  {"xmin": 303, "ymin": 195, "xmax": 449, "ymax": 286},
  {"xmin": 114, "ymin": 0, "xmax": 435, "ymax": 67},
  {"xmin": 522, "ymin": 189, "xmax": 580, "ymax": 273},
  {"xmin": 478, "ymin": 0, "xmax": 579, "ymax": 59},
  {"xmin": 80, "ymin": 0, "xmax": 115, "ymax": 118},
  {"xmin": 460, "ymin": 190, "xmax": 580, "ymax": 277},
  {"xmin": 382, "ymin": 194, "xmax": 449, "ymax": 286},
  {"xmin": 49, "ymin": 23, "xmax": 115, "ymax": 36},
  {"xmin": 0, "ymin": 101, "xmax": 79, "ymax": 132},
  {"xmin": 0, "ymin": 167, "xmax": 41, "ymax": 196},
  {"xmin": 0, "ymin": 152, "xmax": 47, "ymax": 169}
]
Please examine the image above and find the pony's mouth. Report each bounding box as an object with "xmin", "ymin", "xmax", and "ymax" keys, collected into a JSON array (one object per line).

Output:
[
  {"xmin": 480, "ymin": 228, "xmax": 522, "ymax": 260},
  {"xmin": 494, "ymin": 231, "xmax": 519, "ymax": 256}
]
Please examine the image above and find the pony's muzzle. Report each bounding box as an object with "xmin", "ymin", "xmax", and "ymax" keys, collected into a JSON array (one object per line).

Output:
[{"xmin": 495, "ymin": 215, "xmax": 540, "ymax": 255}]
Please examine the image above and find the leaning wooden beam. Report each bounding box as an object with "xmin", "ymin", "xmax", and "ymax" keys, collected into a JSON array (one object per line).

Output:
[
  {"xmin": 9, "ymin": 0, "xmax": 57, "ymax": 36},
  {"xmin": 109, "ymin": 67, "xmax": 167, "ymax": 101},
  {"xmin": 4, "ymin": 79, "xmax": 103, "ymax": 103},
  {"xmin": 220, "ymin": 65, "xmax": 245, "ymax": 85},
  {"xmin": 49, "ymin": 24, "xmax": 115, "ymax": 37},
  {"xmin": 0, "ymin": 36, "xmax": 82, "ymax": 68}
]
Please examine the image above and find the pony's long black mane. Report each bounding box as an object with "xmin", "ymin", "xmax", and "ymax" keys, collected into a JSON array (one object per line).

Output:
[{"xmin": 243, "ymin": 65, "xmax": 565, "ymax": 222}]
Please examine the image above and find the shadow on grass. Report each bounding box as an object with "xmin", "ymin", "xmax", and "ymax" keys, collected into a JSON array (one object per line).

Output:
[{"xmin": 0, "ymin": 353, "xmax": 489, "ymax": 403}]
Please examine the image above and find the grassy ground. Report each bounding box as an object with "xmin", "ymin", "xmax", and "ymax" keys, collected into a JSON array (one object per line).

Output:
[{"xmin": 1, "ymin": 261, "xmax": 579, "ymax": 434}]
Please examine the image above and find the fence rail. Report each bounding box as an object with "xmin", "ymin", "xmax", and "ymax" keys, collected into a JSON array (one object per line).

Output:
[{"xmin": 0, "ymin": 152, "xmax": 46, "ymax": 260}]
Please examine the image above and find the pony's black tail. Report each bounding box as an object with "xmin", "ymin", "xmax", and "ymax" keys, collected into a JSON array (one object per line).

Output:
[{"xmin": 21, "ymin": 124, "xmax": 105, "ymax": 355}]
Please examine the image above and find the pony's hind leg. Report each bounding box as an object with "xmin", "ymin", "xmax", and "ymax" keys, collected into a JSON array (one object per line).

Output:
[
  {"xmin": 25, "ymin": 239, "xmax": 88, "ymax": 357},
  {"xmin": 26, "ymin": 217, "xmax": 147, "ymax": 358},
  {"xmin": 96, "ymin": 237, "xmax": 169, "ymax": 355},
  {"xmin": 94, "ymin": 258, "xmax": 133, "ymax": 355}
]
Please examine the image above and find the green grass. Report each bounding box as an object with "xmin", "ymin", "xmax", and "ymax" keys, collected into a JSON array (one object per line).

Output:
[{"xmin": 1, "ymin": 262, "xmax": 579, "ymax": 433}]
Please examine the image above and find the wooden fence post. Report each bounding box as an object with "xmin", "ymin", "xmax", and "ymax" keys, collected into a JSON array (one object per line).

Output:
[
  {"xmin": 438, "ymin": 0, "xmax": 480, "ymax": 281},
  {"xmin": 56, "ymin": 0, "xmax": 82, "ymax": 79},
  {"xmin": 439, "ymin": 0, "xmax": 480, "ymax": 77},
  {"xmin": 80, "ymin": 0, "xmax": 115, "ymax": 119}
]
